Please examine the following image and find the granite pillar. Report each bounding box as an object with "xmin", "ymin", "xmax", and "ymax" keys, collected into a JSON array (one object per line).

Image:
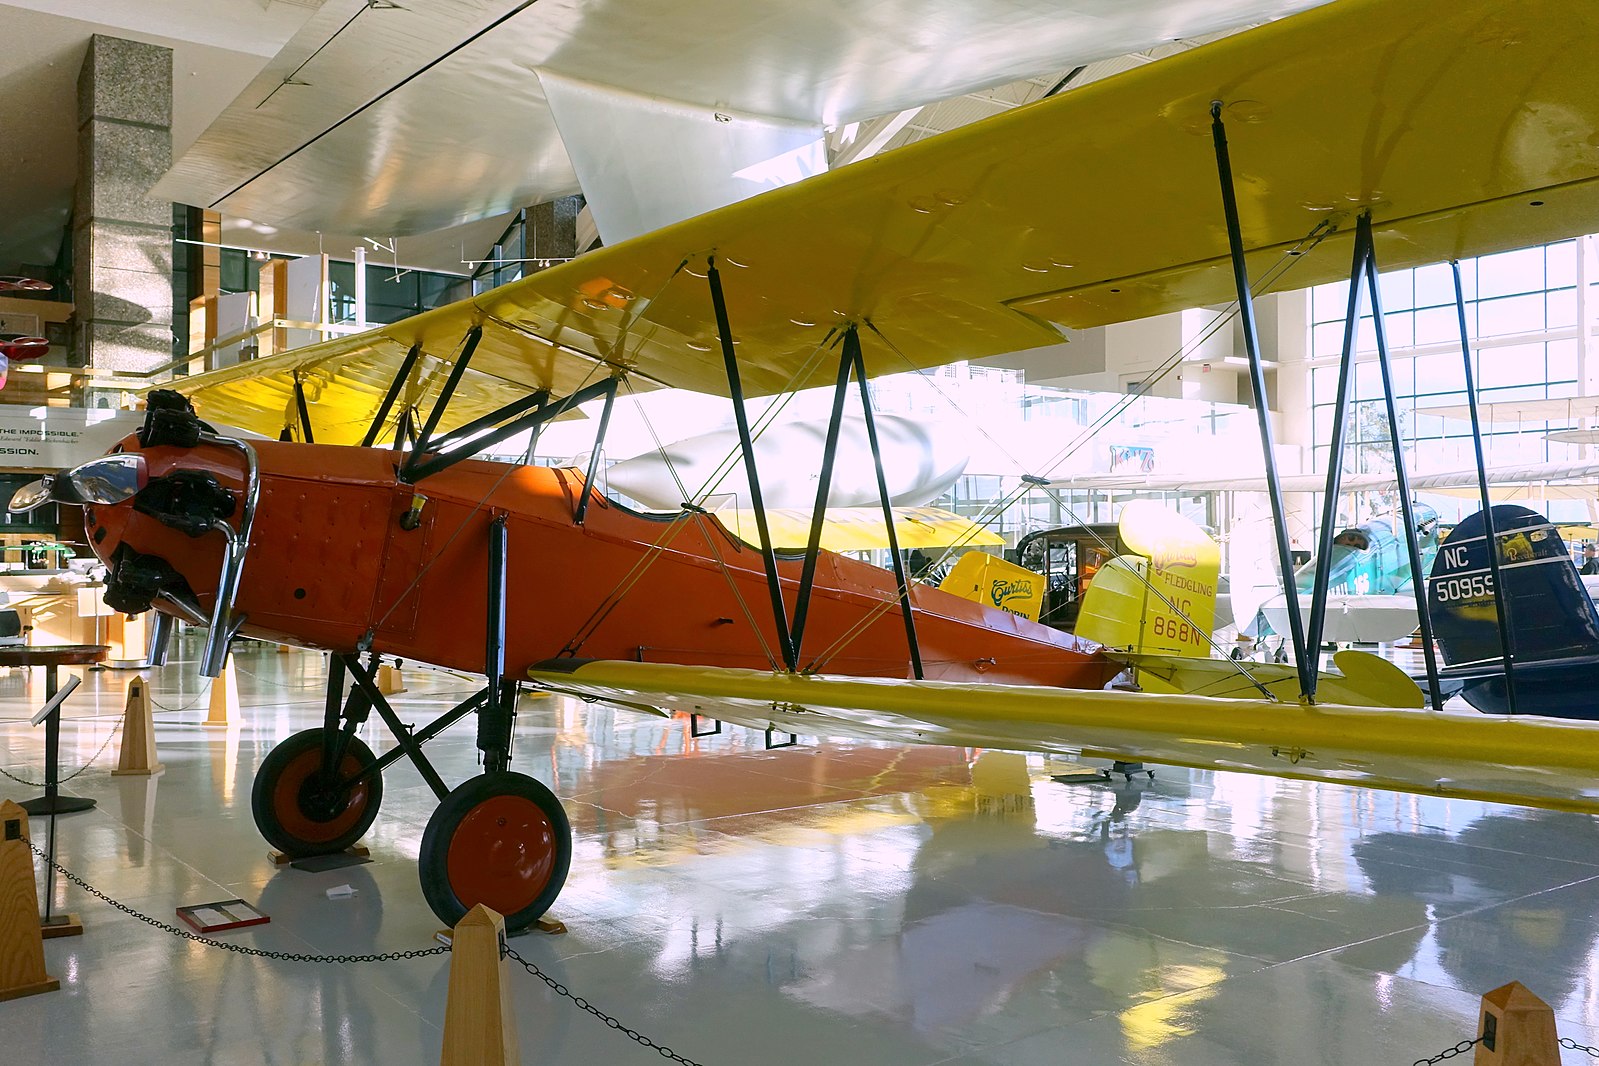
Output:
[
  {"xmin": 74, "ymin": 35, "xmax": 173, "ymax": 378},
  {"xmin": 528, "ymin": 195, "xmax": 582, "ymax": 266}
]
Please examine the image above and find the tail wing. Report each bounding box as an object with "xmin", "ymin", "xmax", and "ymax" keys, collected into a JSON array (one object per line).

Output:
[
  {"xmin": 1125, "ymin": 648, "xmax": 1423, "ymax": 708},
  {"xmin": 1074, "ymin": 501, "xmax": 1219, "ymax": 655},
  {"xmin": 1428, "ymin": 505, "xmax": 1599, "ymax": 666},
  {"xmin": 937, "ymin": 551, "xmax": 1046, "ymax": 622}
]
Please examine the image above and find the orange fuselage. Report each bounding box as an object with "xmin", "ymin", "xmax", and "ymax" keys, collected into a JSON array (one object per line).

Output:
[{"xmin": 88, "ymin": 438, "xmax": 1117, "ymax": 689}]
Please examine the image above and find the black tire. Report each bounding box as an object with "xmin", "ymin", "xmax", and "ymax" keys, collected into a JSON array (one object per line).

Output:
[
  {"xmin": 419, "ymin": 772, "xmax": 572, "ymax": 933},
  {"xmin": 251, "ymin": 728, "xmax": 383, "ymax": 857}
]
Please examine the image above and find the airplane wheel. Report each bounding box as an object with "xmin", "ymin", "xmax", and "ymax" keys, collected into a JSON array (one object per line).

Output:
[
  {"xmin": 419, "ymin": 772, "xmax": 571, "ymax": 933},
  {"xmin": 252, "ymin": 728, "xmax": 383, "ymax": 857}
]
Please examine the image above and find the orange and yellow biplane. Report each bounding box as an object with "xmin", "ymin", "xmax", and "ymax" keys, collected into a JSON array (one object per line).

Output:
[{"xmin": 17, "ymin": 0, "xmax": 1599, "ymax": 933}]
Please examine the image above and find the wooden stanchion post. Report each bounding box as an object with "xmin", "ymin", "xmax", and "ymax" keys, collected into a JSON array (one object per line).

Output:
[
  {"xmin": 0, "ymin": 801, "xmax": 58, "ymax": 1001},
  {"xmin": 377, "ymin": 663, "xmax": 406, "ymax": 695},
  {"xmin": 112, "ymin": 676, "xmax": 163, "ymax": 776},
  {"xmin": 1474, "ymin": 981, "xmax": 1558, "ymax": 1065},
  {"xmin": 204, "ymin": 661, "xmax": 242, "ymax": 728},
  {"xmin": 440, "ymin": 904, "xmax": 519, "ymax": 1066}
]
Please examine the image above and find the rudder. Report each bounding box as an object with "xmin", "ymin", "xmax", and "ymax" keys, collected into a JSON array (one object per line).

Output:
[{"xmin": 1428, "ymin": 505, "xmax": 1599, "ymax": 666}]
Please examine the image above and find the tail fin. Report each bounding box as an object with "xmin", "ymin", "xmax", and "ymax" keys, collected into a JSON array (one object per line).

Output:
[
  {"xmin": 1074, "ymin": 556, "xmax": 1150, "ymax": 649},
  {"xmin": 1428, "ymin": 504, "xmax": 1599, "ymax": 665},
  {"xmin": 938, "ymin": 551, "xmax": 1046, "ymax": 622},
  {"xmin": 1075, "ymin": 501, "xmax": 1219, "ymax": 656}
]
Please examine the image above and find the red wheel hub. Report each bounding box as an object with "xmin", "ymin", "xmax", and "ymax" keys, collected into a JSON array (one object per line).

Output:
[
  {"xmin": 270, "ymin": 747, "xmax": 373, "ymax": 845},
  {"xmin": 445, "ymin": 795, "xmax": 558, "ymax": 915}
]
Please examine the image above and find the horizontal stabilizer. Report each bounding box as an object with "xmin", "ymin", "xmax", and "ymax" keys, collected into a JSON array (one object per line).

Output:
[{"xmin": 1123, "ymin": 649, "xmax": 1424, "ymax": 709}]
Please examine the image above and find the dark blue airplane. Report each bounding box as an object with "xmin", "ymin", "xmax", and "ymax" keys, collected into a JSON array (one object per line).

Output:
[{"xmin": 1427, "ymin": 504, "xmax": 1599, "ymax": 719}]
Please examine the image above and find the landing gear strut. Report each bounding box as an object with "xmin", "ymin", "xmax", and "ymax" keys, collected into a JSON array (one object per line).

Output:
[
  {"xmin": 250, "ymin": 513, "xmax": 574, "ymax": 933},
  {"xmin": 415, "ymin": 514, "xmax": 573, "ymax": 929}
]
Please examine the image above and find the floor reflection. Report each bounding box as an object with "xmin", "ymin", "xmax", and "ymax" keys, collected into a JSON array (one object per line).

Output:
[{"xmin": 5, "ymin": 644, "xmax": 1599, "ymax": 1063}]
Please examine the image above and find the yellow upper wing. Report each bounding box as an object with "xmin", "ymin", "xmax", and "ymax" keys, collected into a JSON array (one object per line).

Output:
[
  {"xmin": 529, "ymin": 659, "xmax": 1599, "ymax": 816},
  {"xmin": 173, "ymin": 0, "xmax": 1599, "ymax": 441}
]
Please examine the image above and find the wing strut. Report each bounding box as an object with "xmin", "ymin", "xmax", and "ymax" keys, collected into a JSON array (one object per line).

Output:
[
  {"xmin": 361, "ymin": 341, "xmax": 424, "ymax": 447},
  {"xmin": 574, "ymin": 381, "xmax": 617, "ymax": 526},
  {"xmin": 1210, "ymin": 101, "xmax": 1312, "ymax": 699},
  {"xmin": 1366, "ymin": 218, "xmax": 1444, "ymax": 708},
  {"xmin": 429, "ymin": 388, "xmax": 550, "ymax": 455},
  {"xmin": 393, "ymin": 406, "xmax": 415, "ymax": 450},
  {"xmin": 292, "ymin": 374, "xmax": 315, "ymax": 444},
  {"xmin": 480, "ymin": 513, "xmax": 516, "ymax": 775},
  {"xmin": 706, "ymin": 257, "xmax": 796, "ymax": 671},
  {"xmin": 1303, "ymin": 223, "xmax": 1370, "ymax": 699},
  {"xmin": 848, "ymin": 327, "xmax": 924, "ymax": 680},
  {"xmin": 401, "ymin": 377, "xmax": 616, "ymax": 482},
  {"xmin": 410, "ymin": 324, "xmax": 483, "ymax": 461},
  {"xmin": 1303, "ymin": 215, "xmax": 1445, "ymax": 706},
  {"xmin": 1451, "ymin": 260, "xmax": 1518, "ymax": 711},
  {"xmin": 786, "ymin": 327, "xmax": 924, "ymax": 679},
  {"xmin": 789, "ymin": 338, "xmax": 854, "ymax": 666}
]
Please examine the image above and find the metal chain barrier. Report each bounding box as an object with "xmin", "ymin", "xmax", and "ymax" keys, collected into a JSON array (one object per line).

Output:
[
  {"xmin": 23, "ymin": 839, "xmax": 447, "ymax": 965},
  {"xmin": 0, "ymin": 763, "xmax": 43, "ymax": 787},
  {"xmin": 0, "ymin": 717, "xmax": 123, "ymax": 787},
  {"xmin": 229, "ymin": 659, "xmax": 330, "ymax": 690},
  {"xmin": 147, "ymin": 685, "xmax": 211, "ymax": 714},
  {"xmin": 504, "ymin": 945, "xmax": 705, "ymax": 1066},
  {"xmin": 22, "ymin": 837, "xmax": 698, "ymax": 1061},
  {"xmin": 1412, "ymin": 1038, "xmax": 1478, "ymax": 1064},
  {"xmin": 1563, "ymin": 1036, "xmax": 1599, "ymax": 1057}
]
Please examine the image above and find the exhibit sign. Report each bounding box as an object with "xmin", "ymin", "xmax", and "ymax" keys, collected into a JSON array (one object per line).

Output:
[{"xmin": 0, "ymin": 407, "xmax": 145, "ymax": 471}]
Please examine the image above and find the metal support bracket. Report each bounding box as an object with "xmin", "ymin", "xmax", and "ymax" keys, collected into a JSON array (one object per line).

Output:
[
  {"xmin": 690, "ymin": 714, "xmax": 721, "ymax": 738},
  {"xmin": 403, "ymin": 377, "xmax": 616, "ymax": 483},
  {"xmin": 764, "ymin": 725, "xmax": 797, "ymax": 749}
]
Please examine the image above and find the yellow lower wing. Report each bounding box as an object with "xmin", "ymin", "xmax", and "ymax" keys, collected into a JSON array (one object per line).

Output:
[
  {"xmin": 529, "ymin": 659, "xmax": 1599, "ymax": 815},
  {"xmin": 1124, "ymin": 649, "xmax": 1425, "ymax": 709}
]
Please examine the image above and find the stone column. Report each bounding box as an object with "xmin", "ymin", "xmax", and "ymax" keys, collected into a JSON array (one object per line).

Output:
[
  {"xmin": 528, "ymin": 195, "xmax": 583, "ymax": 266},
  {"xmin": 74, "ymin": 35, "xmax": 173, "ymax": 380}
]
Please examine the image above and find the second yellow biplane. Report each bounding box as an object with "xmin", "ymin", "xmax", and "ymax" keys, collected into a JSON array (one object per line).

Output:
[{"xmin": 18, "ymin": 0, "xmax": 1599, "ymax": 932}]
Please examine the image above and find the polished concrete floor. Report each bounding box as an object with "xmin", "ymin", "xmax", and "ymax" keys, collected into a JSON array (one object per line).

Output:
[{"xmin": 2, "ymin": 636, "xmax": 1598, "ymax": 1064}]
